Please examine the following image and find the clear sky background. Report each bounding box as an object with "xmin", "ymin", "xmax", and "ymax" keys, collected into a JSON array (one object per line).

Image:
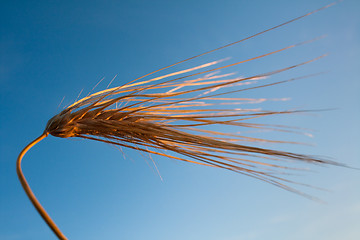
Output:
[{"xmin": 1, "ymin": 0, "xmax": 359, "ymax": 239}]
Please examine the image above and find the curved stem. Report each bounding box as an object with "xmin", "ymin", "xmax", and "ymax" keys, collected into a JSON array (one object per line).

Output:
[{"xmin": 17, "ymin": 132, "xmax": 68, "ymax": 240}]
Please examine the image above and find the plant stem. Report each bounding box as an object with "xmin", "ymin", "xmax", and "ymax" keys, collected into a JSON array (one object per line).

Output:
[{"xmin": 17, "ymin": 132, "xmax": 67, "ymax": 240}]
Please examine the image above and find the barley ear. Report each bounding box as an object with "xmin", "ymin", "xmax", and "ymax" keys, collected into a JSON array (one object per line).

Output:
[{"xmin": 16, "ymin": 132, "xmax": 68, "ymax": 240}]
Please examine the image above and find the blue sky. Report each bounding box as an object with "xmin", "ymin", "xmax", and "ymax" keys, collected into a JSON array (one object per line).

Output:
[{"xmin": 1, "ymin": 0, "xmax": 359, "ymax": 239}]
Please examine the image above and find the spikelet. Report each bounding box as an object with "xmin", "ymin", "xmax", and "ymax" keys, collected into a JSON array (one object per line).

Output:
[
  {"xmin": 45, "ymin": 38, "xmax": 343, "ymax": 195},
  {"xmin": 17, "ymin": 2, "xmax": 344, "ymax": 239}
]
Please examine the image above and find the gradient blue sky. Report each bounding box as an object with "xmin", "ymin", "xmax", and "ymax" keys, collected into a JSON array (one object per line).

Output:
[{"xmin": 1, "ymin": 0, "xmax": 359, "ymax": 239}]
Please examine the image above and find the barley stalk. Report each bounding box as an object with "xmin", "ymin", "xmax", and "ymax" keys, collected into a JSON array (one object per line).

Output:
[{"xmin": 16, "ymin": 2, "xmax": 343, "ymax": 239}]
